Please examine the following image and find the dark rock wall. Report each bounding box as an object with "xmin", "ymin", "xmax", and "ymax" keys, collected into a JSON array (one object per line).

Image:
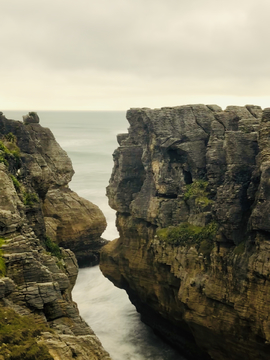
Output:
[{"xmin": 100, "ymin": 105, "xmax": 270, "ymax": 360}]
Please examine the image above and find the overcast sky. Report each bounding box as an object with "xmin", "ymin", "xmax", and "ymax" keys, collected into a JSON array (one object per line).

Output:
[{"xmin": 1, "ymin": 0, "xmax": 270, "ymax": 110}]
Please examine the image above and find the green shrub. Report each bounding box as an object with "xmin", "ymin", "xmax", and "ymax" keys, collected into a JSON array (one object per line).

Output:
[
  {"xmin": 0, "ymin": 141, "xmax": 9, "ymax": 153},
  {"xmin": 0, "ymin": 138, "xmax": 21, "ymax": 166},
  {"xmin": 5, "ymin": 132, "xmax": 17, "ymax": 143},
  {"xmin": 23, "ymin": 192, "xmax": 39, "ymax": 207},
  {"xmin": 157, "ymin": 222, "xmax": 202, "ymax": 245},
  {"xmin": 10, "ymin": 175, "xmax": 21, "ymax": 192},
  {"xmin": 0, "ymin": 306, "xmax": 53, "ymax": 360},
  {"xmin": 156, "ymin": 221, "xmax": 218, "ymax": 258},
  {"xmin": 45, "ymin": 236, "xmax": 62, "ymax": 260},
  {"xmin": 0, "ymin": 238, "xmax": 6, "ymax": 277},
  {"xmin": 5, "ymin": 142, "xmax": 21, "ymax": 161},
  {"xmin": 184, "ymin": 179, "xmax": 209, "ymax": 200},
  {"xmin": 184, "ymin": 180, "xmax": 213, "ymax": 208},
  {"xmin": 0, "ymin": 154, "xmax": 8, "ymax": 166}
]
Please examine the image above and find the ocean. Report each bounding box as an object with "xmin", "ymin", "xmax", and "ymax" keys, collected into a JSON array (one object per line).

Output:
[{"xmin": 4, "ymin": 110, "xmax": 185, "ymax": 360}]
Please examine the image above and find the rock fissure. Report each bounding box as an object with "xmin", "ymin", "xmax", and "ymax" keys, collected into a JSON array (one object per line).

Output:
[{"xmin": 191, "ymin": 107, "xmax": 210, "ymax": 136}]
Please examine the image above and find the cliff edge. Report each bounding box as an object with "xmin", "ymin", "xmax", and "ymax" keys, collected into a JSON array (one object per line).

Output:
[
  {"xmin": 0, "ymin": 112, "xmax": 110, "ymax": 359},
  {"xmin": 100, "ymin": 104, "xmax": 270, "ymax": 360}
]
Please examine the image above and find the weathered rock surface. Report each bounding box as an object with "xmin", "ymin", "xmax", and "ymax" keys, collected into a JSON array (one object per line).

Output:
[
  {"xmin": 44, "ymin": 187, "xmax": 106, "ymax": 266},
  {"xmin": 0, "ymin": 113, "xmax": 111, "ymax": 359},
  {"xmin": 0, "ymin": 112, "xmax": 107, "ymax": 264},
  {"xmin": 100, "ymin": 105, "xmax": 270, "ymax": 360}
]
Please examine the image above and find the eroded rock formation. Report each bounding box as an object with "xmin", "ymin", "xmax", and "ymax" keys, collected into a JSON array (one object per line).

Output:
[
  {"xmin": 100, "ymin": 105, "xmax": 270, "ymax": 360},
  {"xmin": 0, "ymin": 112, "xmax": 107, "ymax": 266},
  {"xmin": 0, "ymin": 112, "xmax": 110, "ymax": 359}
]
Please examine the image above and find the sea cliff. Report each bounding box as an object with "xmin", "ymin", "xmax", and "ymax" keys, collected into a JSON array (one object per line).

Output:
[
  {"xmin": 100, "ymin": 104, "xmax": 270, "ymax": 360},
  {"xmin": 0, "ymin": 112, "xmax": 110, "ymax": 359}
]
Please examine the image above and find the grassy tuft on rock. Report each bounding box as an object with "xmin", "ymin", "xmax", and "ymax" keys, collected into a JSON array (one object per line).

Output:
[
  {"xmin": 4, "ymin": 132, "xmax": 17, "ymax": 143},
  {"xmin": 10, "ymin": 175, "xmax": 21, "ymax": 192},
  {"xmin": 184, "ymin": 180, "xmax": 213, "ymax": 209},
  {"xmin": 184, "ymin": 179, "xmax": 209, "ymax": 200},
  {"xmin": 0, "ymin": 306, "xmax": 53, "ymax": 360},
  {"xmin": 0, "ymin": 136, "xmax": 21, "ymax": 167},
  {"xmin": 23, "ymin": 192, "xmax": 39, "ymax": 207},
  {"xmin": 156, "ymin": 221, "xmax": 218, "ymax": 258},
  {"xmin": 45, "ymin": 236, "xmax": 62, "ymax": 260}
]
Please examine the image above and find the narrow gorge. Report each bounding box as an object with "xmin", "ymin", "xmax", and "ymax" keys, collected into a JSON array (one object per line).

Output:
[
  {"xmin": 100, "ymin": 104, "xmax": 270, "ymax": 360},
  {"xmin": 0, "ymin": 112, "xmax": 110, "ymax": 359}
]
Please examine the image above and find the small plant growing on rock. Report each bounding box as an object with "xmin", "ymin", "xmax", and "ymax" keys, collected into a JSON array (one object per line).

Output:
[
  {"xmin": 45, "ymin": 236, "xmax": 62, "ymax": 259},
  {"xmin": 184, "ymin": 179, "xmax": 208, "ymax": 200},
  {"xmin": 0, "ymin": 137, "xmax": 21, "ymax": 167},
  {"xmin": 10, "ymin": 175, "xmax": 21, "ymax": 192},
  {"xmin": 0, "ymin": 141, "xmax": 10, "ymax": 166},
  {"xmin": 184, "ymin": 179, "xmax": 213, "ymax": 211},
  {"xmin": 4, "ymin": 132, "xmax": 17, "ymax": 143},
  {"xmin": 156, "ymin": 221, "xmax": 219, "ymax": 258},
  {"xmin": 23, "ymin": 192, "xmax": 39, "ymax": 207},
  {"xmin": 0, "ymin": 307, "xmax": 53, "ymax": 360},
  {"xmin": 0, "ymin": 153, "xmax": 8, "ymax": 167},
  {"xmin": 0, "ymin": 141, "xmax": 9, "ymax": 153},
  {"xmin": 157, "ymin": 222, "xmax": 202, "ymax": 245}
]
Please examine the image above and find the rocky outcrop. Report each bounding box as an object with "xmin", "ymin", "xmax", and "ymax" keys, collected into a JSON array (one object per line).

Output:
[
  {"xmin": 43, "ymin": 187, "xmax": 106, "ymax": 266},
  {"xmin": 0, "ymin": 111, "xmax": 107, "ymax": 265},
  {"xmin": 100, "ymin": 105, "xmax": 270, "ymax": 360},
  {"xmin": 0, "ymin": 112, "xmax": 111, "ymax": 359}
]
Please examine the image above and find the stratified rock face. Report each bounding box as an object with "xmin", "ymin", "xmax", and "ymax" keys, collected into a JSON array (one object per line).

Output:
[
  {"xmin": 0, "ymin": 113, "xmax": 107, "ymax": 265},
  {"xmin": 0, "ymin": 113, "xmax": 111, "ymax": 359},
  {"xmin": 100, "ymin": 105, "xmax": 270, "ymax": 360},
  {"xmin": 43, "ymin": 187, "xmax": 107, "ymax": 266}
]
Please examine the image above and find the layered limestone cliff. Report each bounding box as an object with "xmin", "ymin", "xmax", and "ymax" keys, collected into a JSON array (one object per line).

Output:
[
  {"xmin": 100, "ymin": 105, "xmax": 270, "ymax": 360},
  {"xmin": 0, "ymin": 112, "xmax": 110, "ymax": 359},
  {"xmin": 0, "ymin": 112, "xmax": 107, "ymax": 266}
]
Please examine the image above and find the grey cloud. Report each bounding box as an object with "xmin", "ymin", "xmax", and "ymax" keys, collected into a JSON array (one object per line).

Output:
[{"xmin": 1, "ymin": 0, "xmax": 270, "ymax": 109}]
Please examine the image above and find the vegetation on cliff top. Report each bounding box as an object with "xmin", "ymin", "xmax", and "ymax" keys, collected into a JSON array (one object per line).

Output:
[
  {"xmin": 156, "ymin": 221, "xmax": 218, "ymax": 257},
  {"xmin": 0, "ymin": 306, "xmax": 53, "ymax": 360}
]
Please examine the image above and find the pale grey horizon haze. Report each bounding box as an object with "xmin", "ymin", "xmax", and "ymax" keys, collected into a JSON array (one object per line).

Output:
[{"xmin": 1, "ymin": 0, "xmax": 270, "ymax": 111}]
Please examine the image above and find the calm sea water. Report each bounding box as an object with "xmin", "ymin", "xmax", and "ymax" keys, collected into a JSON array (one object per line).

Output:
[{"xmin": 4, "ymin": 110, "xmax": 185, "ymax": 360}]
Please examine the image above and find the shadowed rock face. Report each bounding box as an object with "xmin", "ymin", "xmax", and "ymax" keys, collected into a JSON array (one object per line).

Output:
[
  {"xmin": 0, "ymin": 113, "xmax": 110, "ymax": 359},
  {"xmin": 100, "ymin": 104, "xmax": 270, "ymax": 360}
]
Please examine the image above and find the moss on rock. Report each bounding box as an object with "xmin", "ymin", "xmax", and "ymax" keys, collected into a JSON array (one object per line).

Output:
[
  {"xmin": 0, "ymin": 306, "xmax": 53, "ymax": 360},
  {"xmin": 156, "ymin": 221, "xmax": 218, "ymax": 257}
]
